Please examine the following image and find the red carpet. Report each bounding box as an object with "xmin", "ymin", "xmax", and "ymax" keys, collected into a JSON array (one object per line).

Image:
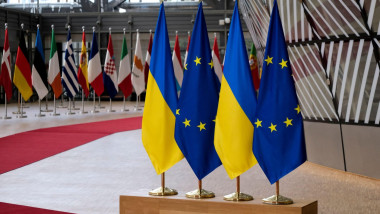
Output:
[
  {"xmin": 0, "ymin": 117, "xmax": 142, "ymax": 174},
  {"xmin": 0, "ymin": 202, "xmax": 74, "ymax": 214}
]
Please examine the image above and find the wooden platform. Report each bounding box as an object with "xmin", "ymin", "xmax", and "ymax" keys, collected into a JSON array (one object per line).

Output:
[{"xmin": 120, "ymin": 192, "xmax": 317, "ymax": 214}]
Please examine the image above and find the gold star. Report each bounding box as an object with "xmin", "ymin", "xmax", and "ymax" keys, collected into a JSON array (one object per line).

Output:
[
  {"xmin": 264, "ymin": 55, "xmax": 273, "ymax": 65},
  {"xmin": 176, "ymin": 109, "xmax": 180, "ymax": 115},
  {"xmin": 183, "ymin": 118, "xmax": 191, "ymax": 127},
  {"xmin": 254, "ymin": 118, "xmax": 262, "ymax": 128},
  {"xmin": 284, "ymin": 117, "xmax": 293, "ymax": 127},
  {"xmin": 294, "ymin": 105, "xmax": 300, "ymax": 114},
  {"xmin": 208, "ymin": 60, "xmax": 214, "ymax": 69},
  {"xmin": 279, "ymin": 59, "xmax": 288, "ymax": 69},
  {"xmin": 212, "ymin": 118, "xmax": 216, "ymax": 122},
  {"xmin": 194, "ymin": 56, "xmax": 201, "ymax": 66},
  {"xmin": 184, "ymin": 64, "xmax": 188, "ymax": 70},
  {"xmin": 269, "ymin": 123, "xmax": 277, "ymax": 133},
  {"xmin": 197, "ymin": 122, "xmax": 206, "ymax": 131}
]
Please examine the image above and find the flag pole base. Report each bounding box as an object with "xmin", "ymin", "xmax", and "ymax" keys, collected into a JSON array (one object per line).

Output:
[
  {"xmin": 42, "ymin": 109, "xmax": 53, "ymax": 112},
  {"xmin": 17, "ymin": 115, "xmax": 27, "ymax": 118},
  {"xmin": 262, "ymin": 195, "xmax": 293, "ymax": 205},
  {"xmin": 91, "ymin": 110, "xmax": 99, "ymax": 113},
  {"xmin": 79, "ymin": 111, "xmax": 88, "ymax": 114},
  {"xmin": 121, "ymin": 108, "xmax": 129, "ymax": 112},
  {"xmin": 185, "ymin": 189, "xmax": 215, "ymax": 199},
  {"xmin": 107, "ymin": 109, "xmax": 116, "ymax": 113},
  {"xmin": 13, "ymin": 111, "xmax": 26, "ymax": 114},
  {"xmin": 223, "ymin": 192, "xmax": 253, "ymax": 201},
  {"xmin": 66, "ymin": 112, "xmax": 75, "ymax": 115},
  {"xmin": 51, "ymin": 113, "xmax": 60, "ymax": 116},
  {"xmin": 134, "ymin": 107, "xmax": 143, "ymax": 111},
  {"xmin": 35, "ymin": 113, "xmax": 46, "ymax": 117},
  {"xmin": 3, "ymin": 116, "xmax": 12, "ymax": 119},
  {"xmin": 149, "ymin": 187, "xmax": 178, "ymax": 196}
]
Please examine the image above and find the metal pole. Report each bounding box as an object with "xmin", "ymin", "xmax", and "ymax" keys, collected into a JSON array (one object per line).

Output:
[
  {"xmin": 122, "ymin": 96, "xmax": 129, "ymax": 112},
  {"xmin": 13, "ymin": 91, "xmax": 21, "ymax": 114},
  {"xmin": 236, "ymin": 175, "xmax": 240, "ymax": 196},
  {"xmin": 98, "ymin": 96, "xmax": 105, "ymax": 109},
  {"xmin": 198, "ymin": 179, "xmax": 202, "ymax": 195},
  {"xmin": 19, "ymin": 97, "xmax": 26, "ymax": 118},
  {"xmin": 161, "ymin": 172, "xmax": 165, "ymax": 194},
  {"xmin": 72, "ymin": 97, "xmax": 79, "ymax": 110},
  {"xmin": 80, "ymin": 90, "xmax": 88, "ymax": 114},
  {"xmin": 67, "ymin": 98, "xmax": 75, "ymax": 115},
  {"xmin": 36, "ymin": 99, "xmax": 45, "ymax": 117},
  {"xmin": 52, "ymin": 96, "xmax": 60, "ymax": 116},
  {"xmin": 3, "ymin": 93, "xmax": 11, "ymax": 119},
  {"xmin": 92, "ymin": 94, "xmax": 99, "ymax": 113},
  {"xmin": 108, "ymin": 98, "xmax": 115, "ymax": 112},
  {"xmin": 43, "ymin": 96, "xmax": 52, "ymax": 112},
  {"xmin": 276, "ymin": 181, "xmax": 279, "ymax": 197}
]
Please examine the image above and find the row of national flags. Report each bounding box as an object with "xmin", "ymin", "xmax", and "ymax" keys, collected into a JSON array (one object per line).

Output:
[
  {"xmin": 1, "ymin": 25, "xmax": 223, "ymax": 103},
  {"xmin": 142, "ymin": 0, "xmax": 306, "ymax": 185}
]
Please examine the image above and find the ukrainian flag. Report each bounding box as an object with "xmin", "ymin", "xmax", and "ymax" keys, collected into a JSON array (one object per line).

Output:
[
  {"xmin": 214, "ymin": 1, "xmax": 258, "ymax": 179},
  {"xmin": 142, "ymin": 3, "xmax": 183, "ymax": 174}
]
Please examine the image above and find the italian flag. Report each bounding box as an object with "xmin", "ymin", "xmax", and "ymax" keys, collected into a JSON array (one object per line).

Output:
[{"xmin": 48, "ymin": 28, "xmax": 63, "ymax": 98}]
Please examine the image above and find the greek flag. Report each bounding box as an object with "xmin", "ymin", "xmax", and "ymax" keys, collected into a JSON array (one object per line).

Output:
[{"xmin": 62, "ymin": 29, "xmax": 79, "ymax": 98}]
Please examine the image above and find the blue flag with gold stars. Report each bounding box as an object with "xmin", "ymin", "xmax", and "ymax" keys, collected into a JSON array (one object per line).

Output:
[
  {"xmin": 252, "ymin": 0, "xmax": 306, "ymax": 184},
  {"xmin": 174, "ymin": 2, "xmax": 221, "ymax": 180}
]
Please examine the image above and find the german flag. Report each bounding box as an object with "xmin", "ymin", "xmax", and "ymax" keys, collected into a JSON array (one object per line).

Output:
[{"xmin": 13, "ymin": 30, "xmax": 32, "ymax": 101}]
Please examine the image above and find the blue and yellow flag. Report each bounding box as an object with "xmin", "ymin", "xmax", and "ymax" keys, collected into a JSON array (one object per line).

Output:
[
  {"xmin": 174, "ymin": 2, "xmax": 221, "ymax": 180},
  {"xmin": 214, "ymin": 1, "xmax": 258, "ymax": 179},
  {"xmin": 253, "ymin": 0, "xmax": 306, "ymax": 184},
  {"xmin": 142, "ymin": 3, "xmax": 183, "ymax": 174}
]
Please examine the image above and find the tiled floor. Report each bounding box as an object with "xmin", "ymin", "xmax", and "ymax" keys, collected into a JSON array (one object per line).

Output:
[{"xmin": 0, "ymin": 100, "xmax": 379, "ymax": 214}]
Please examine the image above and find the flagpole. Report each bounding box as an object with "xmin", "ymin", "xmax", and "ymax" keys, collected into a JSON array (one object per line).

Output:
[
  {"xmin": 97, "ymin": 96, "xmax": 105, "ymax": 109},
  {"xmin": 91, "ymin": 93, "xmax": 99, "ymax": 113},
  {"xmin": 36, "ymin": 99, "xmax": 45, "ymax": 117},
  {"xmin": 72, "ymin": 96, "xmax": 79, "ymax": 110},
  {"xmin": 18, "ymin": 97, "xmax": 27, "ymax": 118},
  {"xmin": 262, "ymin": 180, "xmax": 293, "ymax": 205},
  {"xmin": 149, "ymin": 172, "xmax": 178, "ymax": 196},
  {"xmin": 13, "ymin": 91, "xmax": 22, "ymax": 114},
  {"xmin": 3, "ymin": 93, "xmax": 11, "ymax": 119},
  {"xmin": 80, "ymin": 90, "xmax": 88, "ymax": 114},
  {"xmin": 108, "ymin": 98, "xmax": 115, "ymax": 113},
  {"xmin": 58, "ymin": 95, "xmax": 66, "ymax": 108},
  {"xmin": 52, "ymin": 96, "xmax": 60, "ymax": 116},
  {"xmin": 121, "ymin": 96, "xmax": 129, "ymax": 112},
  {"xmin": 67, "ymin": 98, "xmax": 75, "ymax": 115},
  {"xmin": 43, "ymin": 96, "xmax": 52, "ymax": 112}
]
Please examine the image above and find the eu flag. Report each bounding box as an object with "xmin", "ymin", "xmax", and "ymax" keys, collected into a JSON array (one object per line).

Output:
[
  {"xmin": 174, "ymin": 2, "xmax": 221, "ymax": 180},
  {"xmin": 252, "ymin": 0, "xmax": 306, "ymax": 184}
]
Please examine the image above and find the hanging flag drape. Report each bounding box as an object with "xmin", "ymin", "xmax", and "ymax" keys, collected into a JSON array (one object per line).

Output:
[
  {"xmin": 253, "ymin": 0, "xmax": 306, "ymax": 184},
  {"xmin": 32, "ymin": 28, "xmax": 49, "ymax": 100},
  {"xmin": 174, "ymin": 2, "xmax": 221, "ymax": 180},
  {"xmin": 62, "ymin": 29, "xmax": 79, "ymax": 98},
  {"xmin": 172, "ymin": 34, "xmax": 183, "ymax": 93},
  {"xmin": 118, "ymin": 35, "xmax": 133, "ymax": 98},
  {"xmin": 214, "ymin": 1, "xmax": 258, "ymax": 179},
  {"xmin": 211, "ymin": 35, "xmax": 222, "ymax": 82},
  {"xmin": 103, "ymin": 33, "xmax": 118, "ymax": 99},
  {"xmin": 88, "ymin": 30, "xmax": 104, "ymax": 97},
  {"xmin": 13, "ymin": 29, "xmax": 33, "ymax": 101},
  {"xmin": 131, "ymin": 31, "xmax": 145, "ymax": 96},
  {"xmin": 143, "ymin": 32, "xmax": 153, "ymax": 85},
  {"xmin": 78, "ymin": 30, "xmax": 90, "ymax": 98},
  {"xmin": 48, "ymin": 27, "xmax": 63, "ymax": 99},
  {"xmin": 0, "ymin": 26, "xmax": 12, "ymax": 101},
  {"xmin": 142, "ymin": 3, "xmax": 183, "ymax": 174},
  {"xmin": 249, "ymin": 43, "xmax": 261, "ymax": 91}
]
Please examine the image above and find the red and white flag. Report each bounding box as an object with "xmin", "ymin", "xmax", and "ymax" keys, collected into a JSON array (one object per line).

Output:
[
  {"xmin": 172, "ymin": 33, "xmax": 183, "ymax": 91},
  {"xmin": 183, "ymin": 32, "xmax": 191, "ymax": 71},
  {"xmin": 143, "ymin": 32, "xmax": 153, "ymax": 85},
  {"xmin": 131, "ymin": 31, "xmax": 145, "ymax": 96},
  {"xmin": 0, "ymin": 26, "xmax": 12, "ymax": 101},
  {"xmin": 212, "ymin": 35, "xmax": 223, "ymax": 82}
]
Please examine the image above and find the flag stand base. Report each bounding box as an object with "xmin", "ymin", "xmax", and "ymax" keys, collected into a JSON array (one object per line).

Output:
[
  {"xmin": 262, "ymin": 181, "xmax": 293, "ymax": 205},
  {"xmin": 185, "ymin": 189, "xmax": 215, "ymax": 199},
  {"xmin": 224, "ymin": 192, "xmax": 253, "ymax": 201},
  {"xmin": 262, "ymin": 194, "xmax": 293, "ymax": 205},
  {"xmin": 149, "ymin": 187, "xmax": 178, "ymax": 196}
]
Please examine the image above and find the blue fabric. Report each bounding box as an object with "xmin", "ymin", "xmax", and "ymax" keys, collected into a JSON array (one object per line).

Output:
[
  {"xmin": 174, "ymin": 2, "xmax": 221, "ymax": 180},
  {"xmin": 253, "ymin": 0, "xmax": 306, "ymax": 184},
  {"xmin": 35, "ymin": 29, "xmax": 44, "ymax": 58},
  {"xmin": 223, "ymin": 1, "xmax": 257, "ymax": 123},
  {"xmin": 150, "ymin": 3, "xmax": 178, "ymax": 114},
  {"xmin": 103, "ymin": 72, "xmax": 117, "ymax": 98},
  {"xmin": 89, "ymin": 32, "xmax": 98, "ymax": 61}
]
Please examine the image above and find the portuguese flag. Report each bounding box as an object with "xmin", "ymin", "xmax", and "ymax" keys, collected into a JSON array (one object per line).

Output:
[
  {"xmin": 13, "ymin": 30, "xmax": 33, "ymax": 101},
  {"xmin": 249, "ymin": 43, "xmax": 260, "ymax": 91}
]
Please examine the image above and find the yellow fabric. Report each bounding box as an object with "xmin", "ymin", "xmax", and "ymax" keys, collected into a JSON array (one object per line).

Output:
[
  {"xmin": 142, "ymin": 72, "xmax": 183, "ymax": 174},
  {"xmin": 13, "ymin": 65, "xmax": 33, "ymax": 101},
  {"xmin": 214, "ymin": 76, "xmax": 257, "ymax": 179}
]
